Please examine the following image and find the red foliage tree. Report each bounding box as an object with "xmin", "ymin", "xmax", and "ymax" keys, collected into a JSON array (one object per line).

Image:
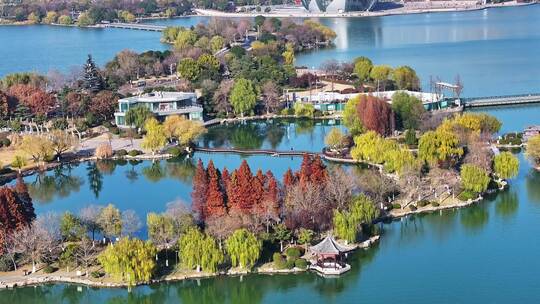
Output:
[
  {"xmin": 262, "ymin": 171, "xmax": 281, "ymax": 217},
  {"xmin": 221, "ymin": 167, "xmax": 232, "ymax": 206},
  {"xmin": 228, "ymin": 160, "xmax": 255, "ymax": 213},
  {"xmin": 206, "ymin": 160, "xmax": 226, "ymax": 217},
  {"xmin": 283, "ymin": 168, "xmax": 296, "ymax": 189},
  {"xmin": 191, "ymin": 159, "xmax": 208, "ymax": 222},
  {"xmin": 14, "ymin": 176, "xmax": 34, "ymax": 219},
  {"xmin": 310, "ymin": 155, "xmax": 328, "ymax": 185},
  {"xmin": 65, "ymin": 91, "xmax": 88, "ymax": 117},
  {"xmin": 90, "ymin": 90, "xmax": 117, "ymax": 121},
  {"xmin": 357, "ymin": 95, "xmax": 395, "ymax": 136},
  {"xmin": 251, "ymin": 169, "xmax": 266, "ymax": 212},
  {"xmin": 297, "ymin": 154, "xmax": 312, "ymax": 187},
  {"xmin": 0, "ymin": 90, "xmax": 11, "ymax": 118},
  {"xmin": 0, "ymin": 183, "xmax": 35, "ymax": 254},
  {"xmin": 8, "ymin": 84, "xmax": 55, "ymax": 116}
]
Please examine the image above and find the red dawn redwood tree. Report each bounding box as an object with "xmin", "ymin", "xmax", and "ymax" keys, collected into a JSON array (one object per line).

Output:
[
  {"xmin": 0, "ymin": 182, "xmax": 35, "ymax": 254},
  {"xmin": 283, "ymin": 168, "xmax": 296, "ymax": 190},
  {"xmin": 206, "ymin": 160, "xmax": 226, "ymax": 217},
  {"xmin": 191, "ymin": 159, "xmax": 208, "ymax": 222},
  {"xmin": 14, "ymin": 176, "xmax": 35, "ymax": 219},
  {"xmin": 228, "ymin": 160, "xmax": 256, "ymax": 213},
  {"xmin": 310, "ymin": 155, "xmax": 328, "ymax": 185},
  {"xmin": 357, "ymin": 95, "xmax": 395, "ymax": 136}
]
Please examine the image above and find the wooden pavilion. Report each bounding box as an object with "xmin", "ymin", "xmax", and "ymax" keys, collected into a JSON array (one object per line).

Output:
[{"xmin": 309, "ymin": 235, "xmax": 355, "ymax": 275}]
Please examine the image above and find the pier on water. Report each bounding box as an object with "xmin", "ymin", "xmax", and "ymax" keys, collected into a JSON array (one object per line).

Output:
[
  {"xmin": 100, "ymin": 23, "xmax": 166, "ymax": 32},
  {"xmin": 463, "ymin": 93, "xmax": 540, "ymax": 108}
]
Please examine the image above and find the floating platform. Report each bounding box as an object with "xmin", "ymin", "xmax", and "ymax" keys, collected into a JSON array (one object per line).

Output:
[{"xmin": 309, "ymin": 263, "xmax": 351, "ymax": 276}]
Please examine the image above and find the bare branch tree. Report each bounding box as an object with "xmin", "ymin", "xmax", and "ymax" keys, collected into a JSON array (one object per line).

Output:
[
  {"xmin": 79, "ymin": 205, "xmax": 103, "ymax": 242},
  {"xmin": 75, "ymin": 237, "xmax": 98, "ymax": 277},
  {"xmin": 325, "ymin": 167, "xmax": 355, "ymax": 210},
  {"xmin": 121, "ymin": 209, "xmax": 141, "ymax": 237}
]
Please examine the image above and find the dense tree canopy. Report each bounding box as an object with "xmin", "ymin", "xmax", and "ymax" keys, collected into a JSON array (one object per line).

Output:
[
  {"xmin": 230, "ymin": 78, "xmax": 257, "ymax": 117},
  {"xmin": 391, "ymin": 92, "xmax": 425, "ymax": 130},
  {"xmin": 460, "ymin": 164, "xmax": 490, "ymax": 194},
  {"xmin": 98, "ymin": 238, "xmax": 157, "ymax": 286},
  {"xmin": 225, "ymin": 228, "xmax": 261, "ymax": 269},
  {"xmin": 493, "ymin": 151, "xmax": 519, "ymax": 179}
]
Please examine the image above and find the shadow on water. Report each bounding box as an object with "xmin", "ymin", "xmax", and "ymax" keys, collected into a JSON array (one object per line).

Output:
[{"xmin": 526, "ymin": 169, "xmax": 540, "ymax": 204}]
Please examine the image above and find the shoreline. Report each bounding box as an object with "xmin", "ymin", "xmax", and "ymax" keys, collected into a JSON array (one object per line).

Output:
[{"xmin": 194, "ymin": 1, "xmax": 536, "ymax": 18}]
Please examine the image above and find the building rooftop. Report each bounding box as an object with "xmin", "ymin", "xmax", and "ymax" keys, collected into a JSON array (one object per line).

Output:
[
  {"xmin": 119, "ymin": 91, "xmax": 196, "ymax": 104},
  {"xmin": 310, "ymin": 235, "xmax": 355, "ymax": 255}
]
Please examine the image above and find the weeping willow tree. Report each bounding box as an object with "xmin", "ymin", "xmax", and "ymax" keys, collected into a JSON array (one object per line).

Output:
[
  {"xmin": 333, "ymin": 195, "xmax": 379, "ymax": 243},
  {"xmin": 225, "ymin": 229, "xmax": 261, "ymax": 270},
  {"xmin": 179, "ymin": 227, "xmax": 223, "ymax": 272},
  {"xmin": 98, "ymin": 238, "xmax": 157, "ymax": 286}
]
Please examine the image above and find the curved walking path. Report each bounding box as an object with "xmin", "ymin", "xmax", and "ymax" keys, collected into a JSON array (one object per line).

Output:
[{"xmin": 194, "ymin": 146, "xmax": 321, "ymax": 157}]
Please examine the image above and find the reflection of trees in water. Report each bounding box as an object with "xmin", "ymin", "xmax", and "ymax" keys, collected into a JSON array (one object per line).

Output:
[
  {"xmin": 495, "ymin": 190, "xmax": 519, "ymax": 219},
  {"xmin": 199, "ymin": 118, "xmax": 343, "ymax": 151},
  {"xmin": 87, "ymin": 162, "xmax": 103, "ymax": 199},
  {"xmin": 420, "ymin": 209, "xmax": 459, "ymax": 241},
  {"xmin": 2, "ymin": 244, "xmax": 380, "ymax": 303},
  {"xmin": 96, "ymin": 160, "xmax": 117, "ymax": 175},
  {"xmin": 229, "ymin": 123, "xmax": 265, "ymax": 150},
  {"xmin": 294, "ymin": 118, "xmax": 316, "ymax": 136},
  {"xmin": 460, "ymin": 204, "xmax": 489, "ymax": 231},
  {"xmin": 28, "ymin": 165, "xmax": 84, "ymax": 204},
  {"xmin": 265, "ymin": 123, "xmax": 286, "ymax": 149},
  {"xmin": 0, "ymin": 284, "xmax": 55, "ymax": 303},
  {"xmin": 526, "ymin": 170, "xmax": 540, "ymax": 204},
  {"xmin": 166, "ymin": 157, "xmax": 196, "ymax": 183},
  {"xmin": 125, "ymin": 160, "xmax": 142, "ymax": 183},
  {"xmin": 142, "ymin": 161, "xmax": 166, "ymax": 183}
]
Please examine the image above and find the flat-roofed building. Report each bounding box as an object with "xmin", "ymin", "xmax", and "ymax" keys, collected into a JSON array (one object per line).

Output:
[{"xmin": 114, "ymin": 91, "xmax": 203, "ymax": 127}]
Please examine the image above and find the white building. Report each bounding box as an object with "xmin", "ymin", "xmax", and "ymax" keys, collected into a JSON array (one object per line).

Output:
[{"xmin": 114, "ymin": 91, "xmax": 203, "ymax": 127}]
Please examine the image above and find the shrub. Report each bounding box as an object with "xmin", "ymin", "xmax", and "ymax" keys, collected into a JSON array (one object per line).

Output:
[
  {"xmin": 417, "ymin": 200, "xmax": 429, "ymax": 207},
  {"xmin": 128, "ymin": 150, "xmax": 142, "ymax": 157},
  {"xmin": 409, "ymin": 205, "xmax": 417, "ymax": 211},
  {"xmin": 0, "ymin": 255, "xmax": 14, "ymax": 272},
  {"xmin": 52, "ymin": 118, "xmax": 68, "ymax": 130},
  {"xmin": 115, "ymin": 149, "xmax": 128, "ymax": 157},
  {"xmin": 166, "ymin": 146, "xmax": 183, "ymax": 157},
  {"xmin": 280, "ymin": 108, "xmax": 294, "ymax": 115},
  {"xmin": 431, "ymin": 202, "xmax": 440, "ymax": 207},
  {"xmin": 95, "ymin": 143, "xmax": 113, "ymax": 159},
  {"xmin": 294, "ymin": 258, "xmax": 308, "ymax": 270},
  {"xmin": 109, "ymin": 126, "xmax": 120, "ymax": 135},
  {"xmin": 458, "ymin": 190, "xmax": 478, "ymax": 201},
  {"xmin": 1, "ymin": 138, "xmax": 11, "ymax": 147},
  {"xmin": 392, "ymin": 203, "xmax": 402, "ymax": 209},
  {"xmin": 43, "ymin": 265, "xmax": 57, "ymax": 273},
  {"xmin": 273, "ymin": 253, "xmax": 286, "ymax": 269},
  {"xmin": 285, "ymin": 247, "xmax": 302, "ymax": 259},
  {"xmin": 90, "ymin": 271, "xmax": 103, "ymax": 278},
  {"xmin": 285, "ymin": 258, "xmax": 295, "ymax": 269}
]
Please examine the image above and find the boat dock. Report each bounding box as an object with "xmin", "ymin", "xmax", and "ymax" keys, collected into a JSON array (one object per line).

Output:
[{"xmin": 463, "ymin": 93, "xmax": 540, "ymax": 108}]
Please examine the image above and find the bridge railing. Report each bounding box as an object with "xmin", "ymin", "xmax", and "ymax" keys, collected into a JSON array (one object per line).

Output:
[{"xmin": 464, "ymin": 93, "xmax": 540, "ymax": 102}]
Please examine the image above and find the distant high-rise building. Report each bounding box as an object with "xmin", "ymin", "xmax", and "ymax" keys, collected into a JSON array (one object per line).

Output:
[{"xmin": 302, "ymin": 0, "xmax": 377, "ymax": 13}]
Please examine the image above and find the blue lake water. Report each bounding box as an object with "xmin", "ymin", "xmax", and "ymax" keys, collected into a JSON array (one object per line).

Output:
[
  {"xmin": 2, "ymin": 6, "xmax": 540, "ymax": 302},
  {"xmin": 2, "ymin": 5, "xmax": 540, "ymax": 96}
]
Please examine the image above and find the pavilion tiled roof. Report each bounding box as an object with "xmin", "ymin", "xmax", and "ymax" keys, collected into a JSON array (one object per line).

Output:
[{"xmin": 310, "ymin": 235, "xmax": 355, "ymax": 255}]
